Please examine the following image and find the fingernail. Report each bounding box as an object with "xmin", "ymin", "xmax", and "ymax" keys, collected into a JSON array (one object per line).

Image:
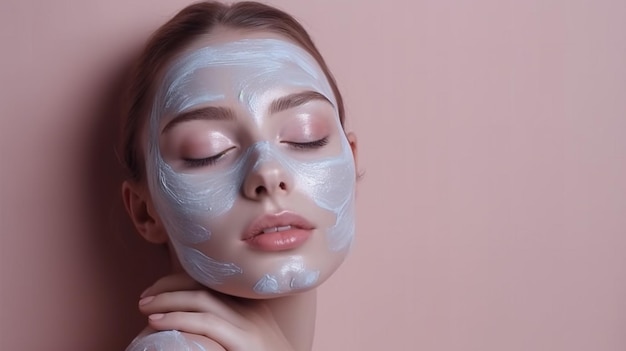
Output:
[
  {"xmin": 140, "ymin": 286, "xmax": 152, "ymax": 298},
  {"xmin": 149, "ymin": 313, "xmax": 165, "ymax": 321},
  {"xmin": 139, "ymin": 296, "xmax": 154, "ymax": 306}
]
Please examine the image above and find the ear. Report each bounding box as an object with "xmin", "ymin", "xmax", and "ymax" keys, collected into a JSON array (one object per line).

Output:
[
  {"xmin": 346, "ymin": 132, "xmax": 359, "ymax": 177},
  {"xmin": 122, "ymin": 180, "xmax": 168, "ymax": 244}
]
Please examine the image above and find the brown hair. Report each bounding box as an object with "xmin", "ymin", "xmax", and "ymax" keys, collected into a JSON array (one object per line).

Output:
[{"xmin": 121, "ymin": 1, "xmax": 345, "ymax": 181}]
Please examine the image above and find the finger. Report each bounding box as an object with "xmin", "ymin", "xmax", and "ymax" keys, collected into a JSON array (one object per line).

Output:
[
  {"xmin": 139, "ymin": 290, "xmax": 244, "ymax": 326},
  {"xmin": 148, "ymin": 311, "xmax": 246, "ymax": 351},
  {"xmin": 142, "ymin": 273, "xmax": 203, "ymax": 297}
]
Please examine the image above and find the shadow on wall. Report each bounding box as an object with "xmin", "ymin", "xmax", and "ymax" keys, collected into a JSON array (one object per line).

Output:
[{"xmin": 82, "ymin": 53, "xmax": 169, "ymax": 351}]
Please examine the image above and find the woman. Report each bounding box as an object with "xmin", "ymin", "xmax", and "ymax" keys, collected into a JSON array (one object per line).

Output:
[{"xmin": 120, "ymin": 2, "xmax": 358, "ymax": 350}]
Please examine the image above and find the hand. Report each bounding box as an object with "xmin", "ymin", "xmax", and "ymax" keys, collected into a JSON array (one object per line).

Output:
[{"xmin": 138, "ymin": 273, "xmax": 295, "ymax": 351}]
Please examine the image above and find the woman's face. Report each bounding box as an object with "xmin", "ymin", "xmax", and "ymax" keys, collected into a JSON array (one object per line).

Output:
[{"xmin": 143, "ymin": 30, "xmax": 357, "ymax": 298}]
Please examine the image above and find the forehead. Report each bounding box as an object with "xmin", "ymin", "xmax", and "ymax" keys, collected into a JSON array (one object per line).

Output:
[{"xmin": 156, "ymin": 38, "xmax": 336, "ymax": 119}]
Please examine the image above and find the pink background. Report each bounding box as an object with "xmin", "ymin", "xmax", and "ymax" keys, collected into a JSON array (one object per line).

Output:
[{"xmin": 1, "ymin": 0, "xmax": 625, "ymax": 350}]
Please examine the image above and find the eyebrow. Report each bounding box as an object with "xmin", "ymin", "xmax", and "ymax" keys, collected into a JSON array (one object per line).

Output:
[
  {"xmin": 161, "ymin": 91, "xmax": 333, "ymax": 134},
  {"xmin": 268, "ymin": 91, "xmax": 333, "ymax": 115},
  {"xmin": 162, "ymin": 106, "xmax": 235, "ymax": 134}
]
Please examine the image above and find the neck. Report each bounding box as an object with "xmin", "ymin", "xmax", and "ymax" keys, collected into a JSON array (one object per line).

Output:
[{"xmin": 264, "ymin": 289, "xmax": 317, "ymax": 351}]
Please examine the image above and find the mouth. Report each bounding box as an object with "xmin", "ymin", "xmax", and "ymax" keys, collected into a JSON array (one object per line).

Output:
[
  {"xmin": 261, "ymin": 225, "xmax": 295, "ymax": 234},
  {"xmin": 243, "ymin": 211, "xmax": 315, "ymax": 251}
]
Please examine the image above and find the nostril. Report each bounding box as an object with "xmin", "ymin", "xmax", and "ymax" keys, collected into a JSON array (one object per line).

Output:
[
  {"xmin": 255, "ymin": 185, "xmax": 266, "ymax": 195},
  {"xmin": 252, "ymin": 182, "xmax": 287, "ymax": 196}
]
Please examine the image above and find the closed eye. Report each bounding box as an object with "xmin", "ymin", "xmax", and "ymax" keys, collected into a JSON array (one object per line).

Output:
[
  {"xmin": 283, "ymin": 137, "xmax": 329, "ymax": 150},
  {"xmin": 182, "ymin": 147, "xmax": 235, "ymax": 168}
]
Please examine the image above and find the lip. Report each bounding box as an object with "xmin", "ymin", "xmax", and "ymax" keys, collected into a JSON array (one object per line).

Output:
[{"xmin": 242, "ymin": 211, "xmax": 315, "ymax": 251}]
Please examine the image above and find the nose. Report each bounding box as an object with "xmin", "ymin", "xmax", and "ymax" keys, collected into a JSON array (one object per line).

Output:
[{"xmin": 242, "ymin": 147, "xmax": 292, "ymax": 200}]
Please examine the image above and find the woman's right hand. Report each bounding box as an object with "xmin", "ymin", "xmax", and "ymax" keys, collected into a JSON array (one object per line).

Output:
[{"xmin": 136, "ymin": 273, "xmax": 295, "ymax": 351}]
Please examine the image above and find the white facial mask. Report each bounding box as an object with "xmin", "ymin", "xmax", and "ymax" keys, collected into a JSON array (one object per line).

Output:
[
  {"xmin": 253, "ymin": 256, "xmax": 320, "ymax": 294},
  {"xmin": 145, "ymin": 39, "xmax": 356, "ymax": 293},
  {"xmin": 127, "ymin": 331, "xmax": 206, "ymax": 351}
]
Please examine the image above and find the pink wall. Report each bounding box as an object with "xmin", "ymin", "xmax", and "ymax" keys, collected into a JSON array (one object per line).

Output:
[{"xmin": 1, "ymin": 0, "xmax": 625, "ymax": 350}]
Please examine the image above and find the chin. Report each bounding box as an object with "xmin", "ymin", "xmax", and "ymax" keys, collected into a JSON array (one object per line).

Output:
[{"xmin": 193, "ymin": 248, "xmax": 349, "ymax": 299}]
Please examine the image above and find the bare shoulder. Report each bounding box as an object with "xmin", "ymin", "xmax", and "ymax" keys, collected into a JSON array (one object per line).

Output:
[{"xmin": 126, "ymin": 327, "xmax": 225, "ymax": 351}]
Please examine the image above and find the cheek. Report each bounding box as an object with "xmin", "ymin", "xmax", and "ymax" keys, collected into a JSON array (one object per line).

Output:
[
  {"xmin": 293, "ymin": 143, "xmax": 356, "ymax": 251},
  {"xmin": 294, "ymin": 149, "xmax": 355, "ymax": 211},
  {"xmin": 152, "ymin": 158, "xmax": 243, "ymax": 245},
  {"xmin": 153, "ymin": 166, "xmax": 248, "ymax": 288}
]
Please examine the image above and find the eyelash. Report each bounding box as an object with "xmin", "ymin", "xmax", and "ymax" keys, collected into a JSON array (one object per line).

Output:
[
  {"xmin": 183, "ymin": 147, "xmax": 234, "ymax": 168},
  {"xmin": 182, "ymin": 137, "xmax": 328, "ymax": 168},
  {"xmin": 285, "ymin": 137, "xmax": 329, "ymax": 150}
]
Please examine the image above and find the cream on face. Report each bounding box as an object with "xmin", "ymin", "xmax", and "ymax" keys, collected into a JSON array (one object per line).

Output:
[
  {"xmin": 253, "ymin": 256, "xmax": 320, "ymax": 294},
  {"xmin": 145, "ymin": 38, "xmax": 356, "ymax": 296}
]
